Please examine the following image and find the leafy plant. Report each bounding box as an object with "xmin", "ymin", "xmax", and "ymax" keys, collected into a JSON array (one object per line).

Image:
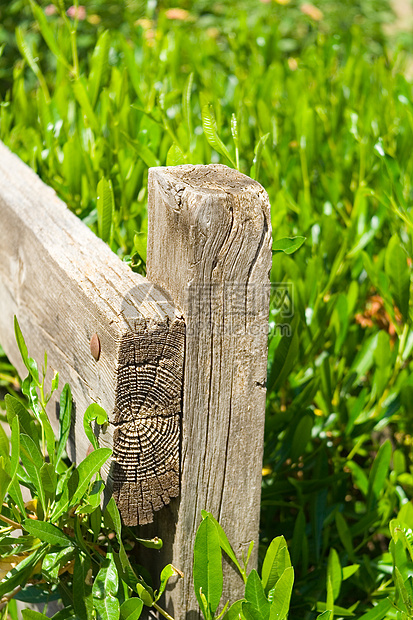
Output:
[
  {"xmin": 193, "ymin": 512, "xmax": 294, "ymax": 620},
  {"xmin": 0, "ymin": 320, "xmax": 180, "ymax": 619}
]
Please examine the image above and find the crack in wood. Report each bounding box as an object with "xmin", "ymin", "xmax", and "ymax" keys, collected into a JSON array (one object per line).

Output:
[{"xmin": 112, "ymin": 317, "xmax": 185, "ymax": 525}]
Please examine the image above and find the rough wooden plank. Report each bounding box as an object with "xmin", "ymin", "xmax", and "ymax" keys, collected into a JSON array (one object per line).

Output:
[
  {"xmin": 0, "ymin": 141, "xmax": 184, "ymax": 526},
  {"xmin": 146, "ymin": 164, "xmax": 272, "ymax": 617}
]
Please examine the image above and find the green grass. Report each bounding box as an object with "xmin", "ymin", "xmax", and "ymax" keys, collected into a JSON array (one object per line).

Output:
[{"xmin": 1, "ymin": 0, "xmax": 413, "ymax": 618}]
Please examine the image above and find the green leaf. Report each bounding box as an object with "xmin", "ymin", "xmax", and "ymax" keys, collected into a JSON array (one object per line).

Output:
[
  {"xmin": 245, "ymin": 570, "xmax": 270, "ymax": 620},
  {"xmin": 315, "ymin": 603, "xmax": 355, "ymax": 617},
  {"xmin": 8, "ymin": 477, "xmax": 26, "ymax": 516},
  {"xmin": 69, "ymin": 448, "xmax": 112, "ymax": 506},
  {"xmin": 262, "ymin": 537, "xmax": 291, "ymax": 595},
  {"xmin": 112, "ymin": 548, "xmax": 152, "ymax": 600},
  {"xmin": 155, "ymin": 564, "xmax": 179, "ymax": 602},
  {"xmin": 20, "ymin": 433, "xmax": 43, "ymax": 470},
  {"xmin": 222, "ymin": 600, "xmax": 243, "ymax": 620},
  {"xmin": 193, "ymin": 516, "xmax": 223, "ymax": 616},
  {"xmin": 250, "ymin": 133, "xmax": 269, "ymax": 181},
  {"xmin": 242, "ymin": 602, "xmax": 262, "ymax": 620},
  {"xmin": 120, "ymin": 599, "xmax": 144, "ymax": 620},
  {"xmin": 342, "ymin": 565, "xmax": 360, "ymax": 580},
  {"xmin": 290, "ymin": 413, "xmax": 313, "ymax": 461},
  {"xmin": 326, "ymin": 574, "xmax": 334, "ymax": 613},
  {"xmin": 5, "ymin": 394, "xmax": 38, "ymax": 442},
  {"xmin": 63, "ymin": 138, "xmax": 82, "ymax": 196},
  {"xmin": 346, "ymin": 461, "xmax": 368, "ymax": 496},
  {"xmin": 20, "ymin": 434, "xmax": 46, "ymax": 511},
  {"xmin": 105, "ymin": 496, "xmax": 122, "ymax": 539},
  {"xmin": 291, "ymin": 510, "xmax": 306, "ymax": 567},
  {"xmin": 136, "ymin": 583, "xmax": 153, "ymax": 606},
  {"xmin": 79, "ymin": 479, "xmax": 105, "ymax": 513},
  {"xmin": 93, "ymin": 549, "xmax": 120, "ymax": 620},
  {"xmin": 134, "ymin": 536, "xmax": 163, "ymax": 549},
  {"xmin": 15, "ymin": 27, "xmax": 50, "ymax": 102},
  {"xmin": 385, "ymin": 234, "xmax": 410, "ymax": 322},
  {"xmin": 134, "ymin": 233, "xmax": 147, "ymax": 264},
  {"xmin": 123, "ymin": 134, "xmax": 160, "ymax": 168},
  {"xmin": 356, "ymin": 598, "xmax": 392, "ymax": 620},
  {"xmin": 166, "ymin": 143, "xmax": 185, "ymax": 166},
  {"xmin": 21, "ymin": 378, "xmax": 55, "ymax": 463},
  {"xmin": 22, "ymin": 611, "xmax": 49, "ymax": 620},
  {"xmin": 73, "ymin": 552, "xmax": 93, "ymax": 620},
  {"xmin": 199, "ymin": 589, "xmax": 210, "ymax": 620},
  {"xmin": 231, "ymin": 113, "xmax": 240, "ymax": 170},
  {"xmin": 9, "ymin": 415, "xmax": 20, "ymax": 481},
  {"xmin": 182, "ymin": 72, "xmax": 194, "ymax": 145},
  {"xmin": 267, "ymin": 315, "xmax": 299, "ymax": 394},
  {"xmin": 51, "ymin": 371, "xmax": 59, "ymax": 394},
  {"xmin": 0, "ymin": 462, "xmax": 12, "ymax": 507},
  {"xmin": 0, "ymin": 424, "xmax": 9, "ymax": 458},
  {"xmin": 335, "ymin": 512, "xmax": 355, "ymax": 560},
  {"xmin": 72, "ymin": 78, "xmax": 100, "ymax": 133},
  {"xmin": 327, "ymin": 548, "xmax": 341, "ymax": 601},
  {"xmin": 200, "ymin": 511, "xmax": 243, "ymax": 576},
  {"xmin": 14, "ymin": 317, "xmax": 39, "ymax": 384},
  {"xmin": 40, "ymin": 462, "xmax": 57, "ymax": 501},
  {"xmin": 97, "ymin": 178, "xmax": 115, "ymax": 244},
  {"xmin": 42, "ymin": 547, "xmax": 74, "ymax": 584},
  {"xmin": 83, "ymin": 402, "xmax": 108, "ymax": 451},
  {"xmin": 23, "ymin": 520, "xmax": 74, "ymax": 547},
  {"xmin": 105, "ymin": 497, "xmax": 150, "ymax": 591},
  {"xmin": 201, "ymin": 104, "xmax": 235, "ymax": 167},
  {"xmin": 56, "ymin": 384, "xmax": 72, "ymax": 466},
  {"xmin": 367, "ymin": 440, "xmax": 392, "ymax": 511},
  {"xmin": 394, "ymin": 566, "xmax": 413, "ymax": 613},
  {"xmin": 385, "ymin": 235, "xmax": 410, "ymax": 322},
  {"xmin": 272, "ymin": 237, "xmax": 306, "ymax": 255},
  {"xmin": 268, "ymin": 566, "xmax": 294, "ymax": 620},
  {"xmin": 28, "ymin": 0, "xmax": 68, "ymax": 66},
  {"xmin": 88, "ymin": 30, "xmax": 110, "ymax": 107}
]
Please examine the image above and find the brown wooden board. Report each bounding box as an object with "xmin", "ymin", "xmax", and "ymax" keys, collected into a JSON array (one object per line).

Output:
[{"xmin": 0, "ymin": 141, "xmax": 184, "ymax": 526}]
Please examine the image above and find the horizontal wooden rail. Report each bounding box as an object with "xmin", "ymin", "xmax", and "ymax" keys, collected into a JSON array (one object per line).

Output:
[
  {"xmin": 0, "ymin": 141, "xmax": 184, "ymax": 527},
  {"xmin": 0, "ymin": 142, "xmax": 272, "ymax": 617}
]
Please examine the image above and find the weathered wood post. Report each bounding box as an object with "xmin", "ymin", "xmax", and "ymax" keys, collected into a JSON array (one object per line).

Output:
[
  {"xmin": 0, "ymin": 142, "xmax": 272, "ymax": 617},
  {"xmin": 145, "ymin": 165, "xmax": 272, "ymax": 617}
]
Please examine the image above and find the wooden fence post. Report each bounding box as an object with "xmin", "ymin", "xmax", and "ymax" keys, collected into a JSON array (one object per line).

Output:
[
  {"xmin": 0, "ymin": 143, "xmax": 272, "ymax": 617},
  {"xmin": 145, "ymin": 165, "xmax": 272, "ymax": 618}
]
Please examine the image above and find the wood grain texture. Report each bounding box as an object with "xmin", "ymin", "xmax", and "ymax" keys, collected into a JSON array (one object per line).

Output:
[
  {"xmin": 112, "ymin": 318, "xmax": 184, "ymax": 525},
  {"xmin": 0, "ymin": 141, "xmax": 184, "ymax": 526},
  {"xmin": 147, "ymin": 164, "xmax": 272, "ymax": 619}
]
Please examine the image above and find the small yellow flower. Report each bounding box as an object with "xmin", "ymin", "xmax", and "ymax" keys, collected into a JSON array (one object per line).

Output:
[
  {"xmin": 87, "ymin": 14, "xmax": 101, "ymax": 25},
  {"xmin": 207, "ymin": 27, "xmax": 219, "ymax": 39},
  {"xmin": 135, "ymin": 18, "xmax": 153, "ymax": 30},
  {"xmin": 288, "ymin": 57, "xmax": 298, "ymax": 71}
]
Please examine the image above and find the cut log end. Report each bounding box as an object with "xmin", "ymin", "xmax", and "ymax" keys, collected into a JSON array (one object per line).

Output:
[{"xmin": 111, "ymin": 317, "xmax": 185, "ymax": 526}]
